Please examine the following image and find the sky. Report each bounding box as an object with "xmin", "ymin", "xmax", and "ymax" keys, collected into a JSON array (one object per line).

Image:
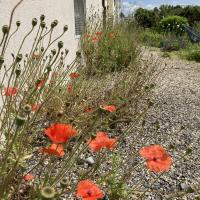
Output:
[{"xmin": 122, "ymin": 0, "xmax": 200, "ymax": 15}]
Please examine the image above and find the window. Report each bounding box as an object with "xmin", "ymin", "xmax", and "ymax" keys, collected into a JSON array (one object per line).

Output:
[{"xmin": 74, "ymin": 0, "xmax": 86, "ymax": 36}]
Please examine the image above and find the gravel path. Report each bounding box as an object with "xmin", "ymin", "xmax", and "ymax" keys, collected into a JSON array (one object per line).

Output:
[{"xmin": 134, "ymin": 50, "xmax": 200, "ymax": 199}]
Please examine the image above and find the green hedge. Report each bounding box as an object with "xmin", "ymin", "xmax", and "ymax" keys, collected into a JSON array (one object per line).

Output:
[{"xmin": 159, "ymin": 15, "xmax": 188, "ymax": 36}]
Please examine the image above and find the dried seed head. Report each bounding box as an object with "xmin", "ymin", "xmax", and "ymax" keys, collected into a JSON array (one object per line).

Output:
[
  {"xmin": 15, "ymin": 68, "xmax": 21, "ymax": 77},
  {"xmin": 51, "ymin": 49, "xmax": 56, "ymax": 55},
  {"xmin": 0, "ymin": 56, "xmax": 4, "ymax": 64},
  {"xmin": 40, "ymin": 21, "xmax": 46, "ymax": 29},
  {"xmin": 63, "ymin": 25, "xmax": 68, "ymax": 32},
  {"xmin": 40, "ymin": 186, "xmax": 56, "ymax": 199},
  {"xmin": 40, "ymin": 14, "xmax": 45, "ymax": 22},
  {"xmin": 60, "ymin": 178, "xmax": 68, "ymax": 188},
  {"xmin": 16, "ymin": 115, "xmax": 26, "ymax": 127},
  {"xmin": 16, "ymin": 54, "xmax": 22, "ymax": 63},
  {"xmin": 58, "ymin": 41, "xmax": 63, "ymax": 49},
  {"xmin": 23, "ymin": 104, "xmax": 32, "ymax": 114},
  {"xmin": 16, "ymin": 21, "xmax": 21, "ymax": 27},
  {"xmin": 32, "ymin": 18, "xmax": 38, "ymax": 27},
  {"xmin": 2, "ymin": 25, "xmax": 9, "ymax": 34}
]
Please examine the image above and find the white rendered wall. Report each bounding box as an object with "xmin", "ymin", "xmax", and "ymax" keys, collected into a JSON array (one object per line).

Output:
[{"xmin": 0, "ymin": 0, "xmax": 102, "ymax": 64}]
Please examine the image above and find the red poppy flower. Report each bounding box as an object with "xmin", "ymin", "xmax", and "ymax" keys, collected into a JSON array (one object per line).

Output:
[
  {"xmin": 95, "ymin": 31, "xmax": 103, "ymax": 36},
  {"xmin": 41, "ymin": 143, "xmax": 65, "ymax": 157},
  {"xmin": 108, "ymin": 32, "xmax": 114, "ymax": 39},
  {"xmin": 101, "ymin": 105, "xmax": 116, "ymax": 113},
  {"xmin": 91, "ymin": 37, "xmax": 99, "ymax": 42},
  {"xmin": 139, "ymin": 145, "xmax": 172, "ymax": 173},
  {"xmin": 70, "ymin": 72, "xmax": 80, "ymax": 79},
  {"xmin": 84, "ymin": 34, "xmax": 91, "ymax": 38},
  {"xmin": 45, "ymin": 123, "xmax": 77, "ymax": 143},
  {"xmin": 76, "ymin": 179, "xmax": 104, "ymax": 200},
  {"xmin": 23, "ymin": 174, "xmax": 34, "ymax": 181},
  {"xmin": 84, "ymin": 106, "xmax": 93, "ymax": 113},
  {"xmin": 88, "ymin": 132, "xmax": 117, "ymax": 152},
  {"xmin": 35, "ymin": 79, "xmax": 46, "ymax": 89},
  {"xmin": 4, "ymin": 87, "xmax": 17, "ymax": 96},
  {"xmin": 32, "ymin": 104, "xmax": 41, "ymax": 112},
  {"xmin": 67, "ymin": 84, "xmax": 73, "ymax": 93}
]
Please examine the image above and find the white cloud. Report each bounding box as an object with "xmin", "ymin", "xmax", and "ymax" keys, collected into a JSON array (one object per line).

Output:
[
  {"xmin": 145, "ymin": 4, "xmax": 156, "ymax": 9},
  {"xmin": 122, "ymin": 1, "xmax": 140, "ymax": 15}
]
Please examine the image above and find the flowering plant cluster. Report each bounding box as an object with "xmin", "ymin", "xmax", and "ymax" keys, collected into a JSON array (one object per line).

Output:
[{"xmin": 0, "ymin": 2, "xmax": 193, "ymax": 200}]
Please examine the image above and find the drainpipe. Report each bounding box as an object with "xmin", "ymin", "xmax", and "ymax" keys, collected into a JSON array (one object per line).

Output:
[{"xmin": 102, "ymin": 0, "xmax": 106, "ymax": 28}]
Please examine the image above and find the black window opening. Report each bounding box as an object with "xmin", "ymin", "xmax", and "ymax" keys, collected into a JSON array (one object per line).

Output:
[{"xmin": 74, "ymin": 0, "xmax": 86, "ymax": 36}]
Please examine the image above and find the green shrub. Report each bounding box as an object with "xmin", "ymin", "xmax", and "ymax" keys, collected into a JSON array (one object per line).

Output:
[
  {"xmin": 134, "ymin": 8, "xmax": 159, "ymax": 28},
  {"xmin": 81, "ymin": 23, "xmax": 140, "ymax": 76},
  {"xmin": 187, "ymin": 50, "xmax": 200, "ymax": 62},
  {"xmin": 159, "ymin": 15, "xmax": 188, "ymax": 36},
  {"xmin": 142, "ymin": 31, "xmax": 164, "ymax": 48}
]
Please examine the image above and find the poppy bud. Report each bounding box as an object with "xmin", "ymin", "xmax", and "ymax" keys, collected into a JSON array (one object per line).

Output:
[
  {"xmin": 63, "ymin": 25, "xmax": 68, "ymax": 32},
  {"xmin": 16, "ymin": 54, "xmax": 22, "ymax": 63},
  {"xmin": 23, "ymin": 104, "xmax": 32, "ymax": 114},
  {"xmin": 60, "ymin": 178, "xmax": 68, "ymax": 188},
  {"xmin": 32, "ymin": 18, "xmax": 38, "ymax": 27},
  {"xmin": 40, "ymin": 14, "xmax": 45, "ymax": 22},
  {"xmin": 0, "ymin": 56, "xmax": 4, "ymax": 65},
  {"xmin": 58, "ymin": 41, "xmax": 63, "ymax": 49},
  {"xmin": 2, "ymin": 25, "xmax": 9, "ymax": 34},
  {"xmin": 16, "ymin": 115, "xmax": 26, "ymax": 127},
  {"xmin": 16, "ymin": 21, "xmax": 21, "ymax": 27},
  {"xmin": 15, "ymin": 68, "xmax": 21, "ymax": 77},
  {"xmin": 51, "ymin": 49, "xmax": 56, "ymax": 55},
  {"xmin": 40, "ymin": 186, "xmax": 56, "ymax": 199},
  {"xmin": 40, "ymin": 21, "xmax": 46, "ymax": 29}
]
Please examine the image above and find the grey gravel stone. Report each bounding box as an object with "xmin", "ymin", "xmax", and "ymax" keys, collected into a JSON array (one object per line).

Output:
[{"xmin": 84, "ymin": 156, "xmax": 95, "ymax": 166}]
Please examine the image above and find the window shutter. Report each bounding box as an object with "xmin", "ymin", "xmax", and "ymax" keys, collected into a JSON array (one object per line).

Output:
[{"xmin": 74, "ymin": 0, "xmax": 86, "ymax": 36}]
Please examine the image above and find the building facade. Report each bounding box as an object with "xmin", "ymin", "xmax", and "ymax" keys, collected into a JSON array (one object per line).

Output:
[{"xmin": 0, "ymin": 0, "xmax": 119, "ymax": 64}]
